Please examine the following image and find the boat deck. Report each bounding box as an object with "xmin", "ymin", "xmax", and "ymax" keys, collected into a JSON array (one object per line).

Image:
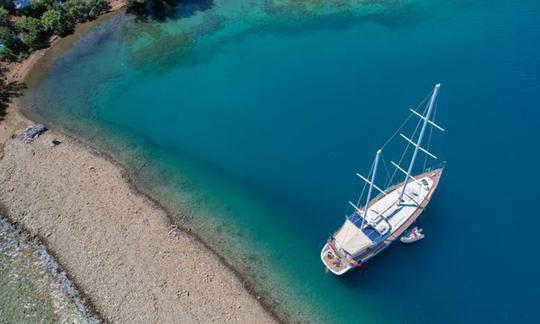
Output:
[
  {"xmin": 321, "ymin": 241, "xmax": 355, "ymax": 274},
  {"xmin": 321, "ymin": 168, "xmax": 443, "ymax": 273},
  {"xmin": 349, "ymin": 213, "xmax": 384, "ymax": 241}
]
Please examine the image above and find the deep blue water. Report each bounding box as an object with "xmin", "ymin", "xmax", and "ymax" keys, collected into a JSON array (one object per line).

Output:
[{"xmin": 24, "ymin": 0, "xmax": 540, "ymax": 322}]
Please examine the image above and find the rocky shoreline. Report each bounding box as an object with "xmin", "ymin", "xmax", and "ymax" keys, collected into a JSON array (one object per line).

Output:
[
  {"xmin": 0, "ymin": 215, "xmax": 101, "ymax": 323},
  {"xmin": 0, "ymin": 4, "xmax": 276, "ymax": 323}
]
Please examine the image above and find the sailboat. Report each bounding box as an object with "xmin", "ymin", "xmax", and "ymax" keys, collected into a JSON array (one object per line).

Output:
[{"xmin": 321, "ymin": 83, "xmax": 445, "ymax": 275}]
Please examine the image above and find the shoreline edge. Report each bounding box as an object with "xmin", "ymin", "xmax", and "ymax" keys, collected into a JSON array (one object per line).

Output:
[{"xmin": 0, "ymin": 4, "xmax": 282, "ymax": 323}]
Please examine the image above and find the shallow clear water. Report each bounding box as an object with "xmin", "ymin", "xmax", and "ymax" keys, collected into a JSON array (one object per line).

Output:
[{"xmin": 23, "ymin": 0, "xmax": 540, "ymax": 322}]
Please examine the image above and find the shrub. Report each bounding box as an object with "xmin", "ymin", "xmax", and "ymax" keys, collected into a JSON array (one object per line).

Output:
[
  {"xmin": 19, "ymin": 0, "xmax": 55, "ymax": 18},
  {"xmin": 64, "ymin": 0, "xmax": 110, "ymax": 23},
  {"xmin": 0, "ymin": 0, "xmax": 111, "ymax": 61},
  {"xmin": 15, "ymin": 16, "xmax": 45, "ymax": 48},
  {"xmin": 41, "ymin": 9, "xmax": 72, "ymax": 35},
  {"xmin": 0, "ymin": 6, "xmax": 10, "ymax": 26}
]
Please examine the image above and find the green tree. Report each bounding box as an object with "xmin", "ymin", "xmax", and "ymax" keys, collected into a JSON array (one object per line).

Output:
[
  {"xmin": 0, "ymin": 25, "xmax": 18, "ymax": 60},
  {"xmin": 19, "ymin": 0, "xmax": 55, "ymax": 18},
  {"xmin": 0, "ymin": 0, "xmax": 16, "ymax": 15},
  {"xmin": 64, "ymin": 0, "xmax": 109, "ymax": 23},
  {"xmin": 0, "ymin": 25, "xmax": 16, "ymax": 46},
  {"xmin": 0, "ymin": 0, "xmax": 112, "ymax": 62},
  {"xmin": 0, "ymin": 7, "xmax": 10, "ymax": 26},
  {"xmin": 41, "ymin": 9, "xmax": 72, "ymax": 35},
  {"xmin": 0, "ymin": 7, "xmax": 23, "ymax": 61},
  {"xmin": 15, "ymin": 16, "xmax": 44, "ymax": 48}
]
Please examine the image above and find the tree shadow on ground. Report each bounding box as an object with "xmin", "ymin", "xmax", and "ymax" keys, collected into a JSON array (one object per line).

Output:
[
  {"xmin": 0, "ymin": 67, "xmax": 26, "ymax": 121},
  {"xmin": 127, "ymin": 0, "xmax": 215, "ymax": 22}
]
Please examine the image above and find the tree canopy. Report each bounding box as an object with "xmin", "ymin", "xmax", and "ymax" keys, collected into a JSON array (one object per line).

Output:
[
  {"xmin": 41, "ymin": 9, "xmax": 72, "ymax": 35},
  {"xmin": 16, "ymin": 16, "xmax": 45, "ymax": 48},
  {"xmin": 0, "ymin": 0, "xmax": 110, "ymax": 61}
]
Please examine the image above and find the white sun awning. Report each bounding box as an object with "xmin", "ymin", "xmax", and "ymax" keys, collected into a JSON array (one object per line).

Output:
[{"xmin": 334, "ymin": 219, "xmax": 373, "ymax": 256}]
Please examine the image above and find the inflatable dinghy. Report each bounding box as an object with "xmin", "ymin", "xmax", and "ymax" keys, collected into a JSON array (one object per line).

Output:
[{"xmin": 400, "ymin": 227, "xmax": 424, "ymax": 243}]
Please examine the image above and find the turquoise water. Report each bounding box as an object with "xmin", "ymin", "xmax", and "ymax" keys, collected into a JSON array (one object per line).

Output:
[{"xmin": 23, "ymin": 0, "xmax": 539, "ymax": 322}]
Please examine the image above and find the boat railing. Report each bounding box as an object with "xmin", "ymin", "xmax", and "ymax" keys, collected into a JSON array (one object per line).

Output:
[{"xmin": 424, "ymin": 161, "xmax": 446, "ymax": 173}]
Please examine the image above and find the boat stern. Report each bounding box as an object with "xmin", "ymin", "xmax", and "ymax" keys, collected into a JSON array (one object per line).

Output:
[{"xmin": 320, "ymin": 241, "xmax": 357, "ymax": 275}]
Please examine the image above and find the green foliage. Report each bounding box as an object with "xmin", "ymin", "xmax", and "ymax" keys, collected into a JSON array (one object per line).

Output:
[
  {"xmin": 64, "ymin": 0, "xmax": 109, "ymax": 23},
  {"xmin": 0, "ymin": 26, "xmax": 18, "ymax": 60},
  {"xmin": 0, "ymin": 7, "xmax": 21, "ymax": 61},
  {"xmin": 41, "ymin": 9, "xmax": 72, "ymax": 35},
  {"xmin": 0, "ymin": 7, "xmax": 9, "ymax": 25},
  {"xmin": 15, "ymin": 16, "xmax": 45, "ymax": 48},
  {"xmin": 0, "ymin": 0, "xmax": 16, "ymax": 14},
  {"xmin": 0, "ymin": 0, "xmax": 111, "ymax": 61},
  {"xmin": 0, "ymin": 25, "xmax": 16, "ymax": 45},
  {"xmin": 19, "ymin": 0, "xmax": 56, "ymax": 18}
]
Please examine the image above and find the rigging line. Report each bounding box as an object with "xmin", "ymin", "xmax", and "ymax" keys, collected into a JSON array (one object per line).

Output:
[
  {"xmin": 424, "ymin": 127, "xmax": 433, "ymax": 169},
  {"xmin": 423, "ymin": 99, "xmax": 435, "ymax": 170},
  {"xmin": 381, "ymin": 153, "xmax": 392, "ymax": 189},
  {"xmin": 345, "ymin": 178, "xmax": 368, "ymax": 218},
  {"xmin": 433, "ymin": 90, "xmax": 440, "ymax": 128},
  {"xmin": 424, "ymin": 94, "xmax": 438, "ymax": 170},
  {"xmin": 423, "ymin": 117, "xmax": 433, "ymax": 170},
  {"xmin": 357, "ymin": 87, "xmax": 435, "ymax": 205},
  {"xmin": 380, "ymin": 88, "xmax": 432, "ymax": 150},
  {"xmin": 388, "ymin": 108, "xmax": 423, "ymax": 186},
  {"xmin": 345, "ymin": 178, "xmax": 368, "ymax": 219},
  {"xmin": 380, "ymin": 113, "xmax": 413, "ymax": 150},
  {"xmin": 416, "ymin": 88, "xmax": 433, "ymax": 111},
  {"xmin": 416, "ymin": 89, "xmax": 434, "ymax": 116},
  {"xmin": 381, "ymin": 85, "xmax": 435, "ymax": 156},
  {"xmin": 349, "ymin": 156, "xmax": 373, "ymax": 217},
  {"xmin": 407, "ymin": 91, "xmax": 430, "ymax": 145},
  {"xmin": 357, "ymin": 159, "xmax": 374, "ymax": 206}
]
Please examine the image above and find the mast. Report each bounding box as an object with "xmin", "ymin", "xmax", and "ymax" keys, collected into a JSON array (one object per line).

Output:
[
  {"xmin": 398, "ymin": 83, "xmax": 441, "ymax": 204},
  {"xmin": 361, "ymin": 149, "xmax": 381, "ymax": 227}
]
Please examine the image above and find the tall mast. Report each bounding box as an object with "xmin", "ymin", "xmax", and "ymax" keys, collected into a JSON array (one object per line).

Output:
[
  {"xmin": 361, "ymin": 149, "xmax": 381, "ymax": 227},
  {"xmin": 398, "ymin": 83, "xmax": 441, "ymax": 204}
]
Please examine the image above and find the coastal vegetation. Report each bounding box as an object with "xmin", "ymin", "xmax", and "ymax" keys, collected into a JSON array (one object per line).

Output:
[
  {"xmin": 0, "ymin": 66, "xmax": 23, "ymax": 119},
  {"xmin": 0, "ymin": 0, "xmax": 109, "ymax": 61},
  {"xmin": 0, "ymin": 0, "xmax": 190, "ymax": 62}
]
